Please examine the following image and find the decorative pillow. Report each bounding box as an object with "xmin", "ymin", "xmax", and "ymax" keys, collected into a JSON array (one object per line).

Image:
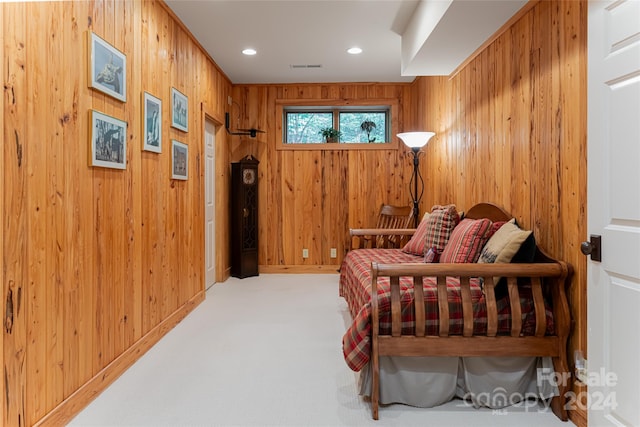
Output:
[
  {"xmin": 511, "ymin": 233, "xmax": 537, "ymax": 263},
  {"xmin": 401, "ymin": 212, "xmax": 431, "ymax": 255},
  {"xmin": 439, "ymin": 218, "xmax": 494, "ymax": 263},
  {"xmin": 488, "ymin": 220, "xmax": 507, "ymax": 239},
  {"xmin": 423, "ymin": 204, "xmax": 461, "ymax": 254},
  {"xmin": 402, "ymin": 205, "xmax": 460, "ymax": 256},
  {"xmin": 477, "ymin": 218, "xmax": 533, "ymax": 264}
]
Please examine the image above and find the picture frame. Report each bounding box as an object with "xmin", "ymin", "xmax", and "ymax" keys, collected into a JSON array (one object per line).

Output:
[
  {"xmin": 142, "ymin": 92, "xmax": 162, "ymax": 153},
  {"xmin": 88, "ymin": 31, "xmax": 126, "ymax": 102},
  {"xmin": 171, "ymin": 87, "xmax": 188, "ymax": 132},
  {"xmin": 90, "ymin": 109, "xmax": 127, "ymax": 170},
  {"xmin": 171, "ymin": 140, "xmax": 188, "ymax": 180}
]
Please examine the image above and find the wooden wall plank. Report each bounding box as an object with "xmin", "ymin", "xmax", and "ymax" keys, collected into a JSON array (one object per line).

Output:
[
  {"xmin": 46, "ymin": 2, "xmax": 66, "ymax": 417},
  {"xmin": 61, "ymin": 0, "xmax": 94, "ymax": 403},
  {"xmin": 556, "ymin": 0, "xmax": 588, "ymax": 377},
  {"xmin": 3, "ymin": 3, "xmax": 28, "ymax": 426},
  {"xmin": 0, "ymin": 3, "xmax": 5, "ymax": 421},
  {"xmin": 24, "ymin": 3, "xmax": 50, "ymax": 423},
  {"xmin": 320, "ymin": 151, "xmax": 349, "ymax": 261}
]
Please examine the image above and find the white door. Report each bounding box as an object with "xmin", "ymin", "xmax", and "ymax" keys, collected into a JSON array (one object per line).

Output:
[
  {"xmin": 587, "ymin": 1, "xmax": 640, "ymax": 426},
  {"xmin": 205, "ymin": 119, "xmax": 216, "ymax": 290}
]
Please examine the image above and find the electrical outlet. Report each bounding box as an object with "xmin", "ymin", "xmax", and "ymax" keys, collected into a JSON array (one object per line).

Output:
[
  {"xmin": 227, "ymin": 96, "xmax": 233, "ymax": 105},
  {"xmin": 330, "ymin": 248, "xmax": 337, "ymax": 258},
  {"xmin": 302, "ymin": 248, "xmax": 309, "ymax": 258}
]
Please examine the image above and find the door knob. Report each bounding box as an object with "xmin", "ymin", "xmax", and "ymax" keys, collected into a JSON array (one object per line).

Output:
[
  {"xmin": 581, "ymin": 235, "xmax": 601, "ymax": 262},
  {"xmin": 580, "ymin": 241, "xmax": 594, "ymax": 255}
]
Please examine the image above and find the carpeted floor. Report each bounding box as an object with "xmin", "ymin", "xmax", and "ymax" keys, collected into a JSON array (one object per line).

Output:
[{"xmin": 69, "ymin": 274, "xmax": 567, "ymax": 426}]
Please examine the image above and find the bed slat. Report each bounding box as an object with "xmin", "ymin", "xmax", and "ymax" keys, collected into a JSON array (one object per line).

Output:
[
  {"xmin": 437, "ymin": 276, "xmax": 449, "ymax": 337},
  {"xmin": 390, "ymin": 276, "xmax": 401, "ymax": 337},
  {"xmin": 460, "ymin": 276, "xmax": 474, "ymax": 337},
  {"xmin": 413, "ymin": 276, "xmax": 425, "ymax": 337},
  {"xmin": 507, "ymin": 277, "xmax": 522, "ymax": 336},
  {"xmin": 531, "ymin": 277, "xmax": 547, "ymax": 337},
  {"xmin": 484, "ymin": 276, "xmax": 498, "ymax": 337}
]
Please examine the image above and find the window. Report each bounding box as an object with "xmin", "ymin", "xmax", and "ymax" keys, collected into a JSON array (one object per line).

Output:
[
  {"xmin": 285, "ymin": 111, "xmax": 333, "ymax": 143},
  {"xmin": 339, "ymin": 111, "xmax": 387, "ymax": 143},
  {"xmin": 283, "ymin": 106, "xmax": 390, "ymax": 144}
]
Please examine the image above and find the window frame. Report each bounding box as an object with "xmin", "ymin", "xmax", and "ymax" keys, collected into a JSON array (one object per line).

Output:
[{"xmin": 276, "ymin": 99, "xmax": 399, "ymax": 151}]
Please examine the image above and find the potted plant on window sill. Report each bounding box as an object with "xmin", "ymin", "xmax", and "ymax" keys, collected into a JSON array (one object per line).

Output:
[
  {"xmin": 319, "ymin": 127, "xmax": 342, "ymax": 143},
  {"xmin": 360, "ymin": 120, "xmax": 377, "ymax": 143}
]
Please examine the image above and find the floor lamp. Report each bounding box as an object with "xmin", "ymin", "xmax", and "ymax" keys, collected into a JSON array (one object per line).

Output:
[{"xmin": 397, "ymin": 132, "xmax": 436, "ymax": 227}]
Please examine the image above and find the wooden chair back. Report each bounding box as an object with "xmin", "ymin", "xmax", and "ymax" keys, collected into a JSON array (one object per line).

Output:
[
  {"xmin": 376, "ymin": 204, "xmax": 413, "ymax": 229},
  {"xmin": 375, "ymin": 204, "xmax": 413, "ymax": 247}
]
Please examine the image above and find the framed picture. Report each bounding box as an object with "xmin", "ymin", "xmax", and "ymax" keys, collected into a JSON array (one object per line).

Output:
[
  {"xmin": 171, "ymin": 88, "xmax": 188, "ymax": 132},
  {"xmin": 171, "ymin": 140, "xmax": 188, "ymax": 180},
  {"xmin": 143, "ymin": 92, "xmax": 162, "ymax": 153},
  {"xmin": 90, "ymin": 110, "xmax": 127, "ymax": 170},
  {"xmin": 88, "ymin": 31, "xmax": 126, "ymax": 102}
]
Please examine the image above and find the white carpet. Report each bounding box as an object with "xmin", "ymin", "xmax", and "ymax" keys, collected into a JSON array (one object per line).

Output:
[{"xmin": 69, "ymin": 274, "xmax": 568, "ymax": 426}]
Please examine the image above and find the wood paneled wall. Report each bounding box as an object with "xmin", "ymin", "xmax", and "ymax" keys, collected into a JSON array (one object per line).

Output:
[
  {"xmin": 410, "ymin": 1, "xmax": 587, "ymax": 424},
  {"xmin": 1, "ymin": 1, "xmax": 232, "ymax": 425},
  {"xmin": 230, "ymin": 84, "xmax": 416, "ymax": 272}
]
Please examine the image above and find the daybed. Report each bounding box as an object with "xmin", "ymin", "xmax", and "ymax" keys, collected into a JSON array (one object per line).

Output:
[{"xmin": 339, "ymin": 203, "xmax": 572, "ymax": 421}]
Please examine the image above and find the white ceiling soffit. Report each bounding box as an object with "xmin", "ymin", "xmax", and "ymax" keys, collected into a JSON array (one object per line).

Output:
[
  {"xmin": 166, "ymin": 0, "xmax": 420, "ymax": 84},
  {"xmin": 165, "ymin": 0, "xmax": 528, "ymax": 84},
  {"xmin": 401, "ymin": 0, "xmax": 529, "ymax": 76}
]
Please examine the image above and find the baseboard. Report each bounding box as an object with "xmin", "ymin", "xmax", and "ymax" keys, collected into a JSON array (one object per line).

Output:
[
  {"xmin": 33, "ymin": 290, "xmax": 206, "ymax": 427},
  {"xmin": 259, "ymin": 265, "xmax": 340, "ymax": 274}
]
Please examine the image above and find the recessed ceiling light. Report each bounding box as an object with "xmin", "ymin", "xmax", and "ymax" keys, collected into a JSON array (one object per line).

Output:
[
  {"xmin": 242, "ymin": 48, "xmax": 257, "ymax": 56},
  {"xmin": 347, "ymin": 47, "xmax": 362, "ymax": 55}
]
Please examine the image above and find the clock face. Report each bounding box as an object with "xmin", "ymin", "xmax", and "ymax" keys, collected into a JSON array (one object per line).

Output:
[{"xmin": 243, "ymin": 168, "xmax": 256, "ymax": 185}]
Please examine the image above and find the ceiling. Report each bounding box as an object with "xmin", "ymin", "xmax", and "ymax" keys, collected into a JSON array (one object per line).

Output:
[{"xmin": 165, "ymin": 0, "xmax": 528, "ymax": 85}]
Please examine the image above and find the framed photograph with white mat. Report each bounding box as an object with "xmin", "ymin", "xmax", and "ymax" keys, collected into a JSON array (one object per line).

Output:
[
  {"xmin": 88, "ymin": 31, "xmax": 126, "ymax": 102},
  {"xmin": 143, "ymin": 92, "xmax": 162, "ymax": 153},
  {"xmin": 171, "ymin": 140, "xmax": 188, "ymax": 180},
  {"xmin": 89, "ymin": 109, "xmax": 127, "ymax": 170},
  {"xmin": 171, "ymin": 88, "xmax": 188, "ymax": 132}
]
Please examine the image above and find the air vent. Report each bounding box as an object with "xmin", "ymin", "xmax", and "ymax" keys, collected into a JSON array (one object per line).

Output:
[{"xmin": 290, "ymin": 64, "xmax": 323, "ymax": 69}]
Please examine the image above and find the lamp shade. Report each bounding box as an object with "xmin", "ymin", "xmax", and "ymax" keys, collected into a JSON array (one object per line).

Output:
[{"xmin": 397, "ymin": 132, "xmax": 435, "ymax": 149}]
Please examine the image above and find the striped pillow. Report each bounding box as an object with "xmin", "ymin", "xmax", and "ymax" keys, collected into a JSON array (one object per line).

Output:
[
  {"xmin": 401, "ymin": 212, "xmax": 431, "ymax": 255},
  {"xmin": 423, "ymin": 204, "xmax": 461, "ymax": 254},
  {"xmin": 439, "ymin": 218, "xmax": 493, "ymax": 263}
]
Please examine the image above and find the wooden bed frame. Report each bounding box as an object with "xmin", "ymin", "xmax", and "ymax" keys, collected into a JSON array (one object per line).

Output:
[{"xmin": 356, "ymin": 203, "xmax": 573, "ymax": 421}]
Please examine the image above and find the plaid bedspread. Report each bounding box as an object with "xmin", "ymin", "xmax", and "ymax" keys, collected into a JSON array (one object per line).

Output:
[{"xmin": 339, "ymin": 249, "xmax": 555, "ymax": 372}]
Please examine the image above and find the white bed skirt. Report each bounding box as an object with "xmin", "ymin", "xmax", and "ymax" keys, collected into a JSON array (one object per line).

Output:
[{"xmin": 359, "ymin": 356, "xmax": 558, "ymax": 409}]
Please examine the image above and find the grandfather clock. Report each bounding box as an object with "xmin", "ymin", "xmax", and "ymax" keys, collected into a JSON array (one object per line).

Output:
[{"xmin": 231, "ymin": 155, "xmax": 259, "ymax": 278}]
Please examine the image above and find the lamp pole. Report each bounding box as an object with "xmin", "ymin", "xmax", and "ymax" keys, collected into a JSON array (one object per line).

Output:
[{"xmin": 410, "ymin": 147, "xmax": 422, "ymax": 228}]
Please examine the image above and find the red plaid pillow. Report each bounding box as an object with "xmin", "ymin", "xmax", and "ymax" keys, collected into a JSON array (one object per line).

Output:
[
  {"xmin": 440, "ymin": 218, "xmax": 493, "ymax": 263},
  {"xmin": 488, "ymin": 220, "xmax": 506, "ymax": 238},
  {"xmin": 401, "ymin": 212, "xmax": 431, "ymax": 255},
  {"xmin": 424, "ymin": 204, "xmax": 461, "ymax": 254}
]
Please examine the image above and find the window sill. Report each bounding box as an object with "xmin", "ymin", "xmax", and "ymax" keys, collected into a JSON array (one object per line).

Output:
[{"xmin": 277, "ymin": 141, "xmax": 398, "ymax": 151}]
